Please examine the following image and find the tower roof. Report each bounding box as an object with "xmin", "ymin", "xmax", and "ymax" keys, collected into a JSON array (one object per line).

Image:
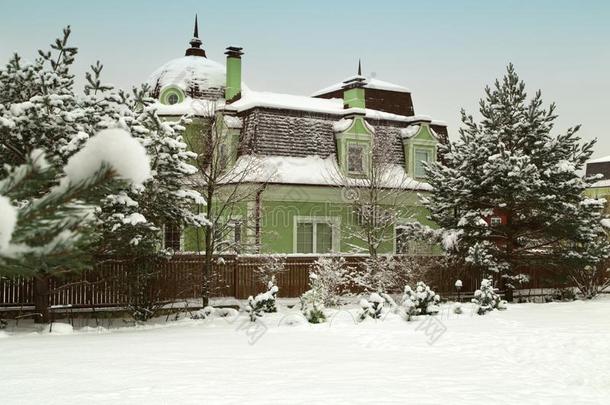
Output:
[{"xmin": 185, "ymin": 14, "xmax": 206, "ymax": 57}]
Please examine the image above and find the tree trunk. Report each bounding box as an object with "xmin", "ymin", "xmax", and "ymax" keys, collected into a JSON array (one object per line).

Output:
[{"xmin": 34, "ymin": 275, "xmax": 50, "ymax": 323}]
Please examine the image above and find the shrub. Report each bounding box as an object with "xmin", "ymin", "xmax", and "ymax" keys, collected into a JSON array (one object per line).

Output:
[
  {"xmin": 300, "ymin": 288, "xmax": 327, "ymax": 324},
  {"xmin": 358, "ymin": 293, "xmax": 385, "ymax": 321},
  {"xmin": 300, "ymin": 271, "xmax": 328, "ymax": 323},
  {"xmin": 308, "ymin": 256, "xmax": 352, "ymax": 306},
  {"xmin": 472, "ymin": 278, "xmax": 507, "ymax": 315},
  {"xmin": 246, "ymin": 282, "xmax": 279, "ymax": 322},
  {"xmin": 401, "ymin": 281, "xmax": 441, "ymax": 321}
]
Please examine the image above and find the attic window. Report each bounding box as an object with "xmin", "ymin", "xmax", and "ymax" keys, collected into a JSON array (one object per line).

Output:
[
  {"xmin": 167, "ymin": 93, "xmax": 179, "ymax": 105},
  {"xmin": 347, "ymin": 144, "xmax": 365, "ymax": 174},
  {"xmin": 414, "ymin": 149, "xmax": 431, "ymax": 178}
]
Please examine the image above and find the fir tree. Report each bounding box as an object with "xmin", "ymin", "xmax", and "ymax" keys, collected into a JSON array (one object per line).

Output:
[{"xmin": 423, "ymin": 64, "xmax": 609, "ymax": 294}]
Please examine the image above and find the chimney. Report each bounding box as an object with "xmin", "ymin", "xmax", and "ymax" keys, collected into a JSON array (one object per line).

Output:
[
  {"xmin": 225, "ymin": 46, "xmax": 243, "ymax": 102},
  {"xmin": 342, "ymin": 60, "xmax": 366, "ymax": 109}
]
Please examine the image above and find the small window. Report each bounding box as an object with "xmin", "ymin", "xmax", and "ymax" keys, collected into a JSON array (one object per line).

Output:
[
  {"xmin": 395, "ymin": 227, "xmax": 409, "ymax": 254},
  {"xmin": 415, "ymin": 149, "xmax": 430, "ymax": 177},
  {"xmin": 164, "ymin": 224, "xmax": 182, "ymax": 251},
  {"xmin": 490, "ymin": 216, "xmax": 502, "ymax": 226},
  {"xmin": 296, "ymin": 223, "xmax": 314, "ymax": 254},
  {"xmin": 347, "ymin": 144, "xmax": 365, "ymax": 174},
  {"xmin": 215, "ymin": 220, "xmax": 242, "ymax": 253},
  {"xmin": 296, "ymin": 220, "xmax": 336, "ymax": 254},
  {"xmin": 167, "ymin": 93, "xmax": 179, "ymax": 105},
  {"xmin": 395, "ymin": 227, "xmax": 432, "ymax": 255}
]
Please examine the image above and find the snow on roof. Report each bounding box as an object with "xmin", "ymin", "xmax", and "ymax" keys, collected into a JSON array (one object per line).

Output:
[
  {"xmin": 588, "ymin": 155, "xmax": 610, "ymax": 164},
  {"xmin": 231, "ymin": 88, "xmax": 444, "ymax": 124},
  {"xmin": 400, "ymin": 125, "xmax": 420, "ymax": 139},
  {"xmin": 147, "ymin": 55, "xmax": 226, "ymax": 92},
  {"xmin": 149, "ymin": 97, "xmax": 223, "ymax": 117},
  {"xmin": 149, "ymin": 86, "xmax": 446, "ymax": 126},
  {"xmin": 311, "ymin": 77, "xmax": 410, "ymax": 97},
  {"xmin": 221, "ymin": 155, "xmax": 432, "ymax": 191}
]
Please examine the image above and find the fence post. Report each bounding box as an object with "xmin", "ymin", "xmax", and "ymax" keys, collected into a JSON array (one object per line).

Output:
[
  {"xmin": 233, "ymin": 257, "xmax": 238, "ymax": 299},
  {"xmin": 33, "ymin": 275, "xmax": 50, "ymax": 323}
]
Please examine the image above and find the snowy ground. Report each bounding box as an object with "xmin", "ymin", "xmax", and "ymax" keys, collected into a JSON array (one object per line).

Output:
[{"xmin": 1, "ymin": 298, "xmax": 609, "ymax": 404}]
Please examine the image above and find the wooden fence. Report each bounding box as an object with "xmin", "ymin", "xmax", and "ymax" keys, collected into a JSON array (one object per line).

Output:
[{"xmin": 0, "ymin": 254, "xmax": 575, "ymax": 314}]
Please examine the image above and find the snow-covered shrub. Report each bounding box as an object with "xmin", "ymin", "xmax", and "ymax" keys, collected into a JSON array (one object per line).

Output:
[
  {"xmin": 308, "ymin": 256, "xmax": 352, "ymax": 306},
  {"xmin": 300, "ymin": 288, "xmax": 326, "ymax": 324},
  {"xmin": 353, "ymin": 256, "xmax": 400, "ymax": 293},
  {"xmin": 453, "ymin": 303, "xmax": 463, "ymax": 315},
  {"xmin": 472, "ymin": 278, "xmax": 507, "ymax": 315},
  {"xmin": 254, "ymin": 255, "xmax": 287, "ymax": 286},
  {"xmin": 569, "ymin": 264, "xmax": 610, "ymax": 299},
  {"xmin": 246, "ymin": 283, "xmax": 278, "ymax": 322},
  {"xmin": 245, "ymin": 295, "xmax": 264, "ymax": 322},
  {"xmin": 299, "ymin": 271, "xmax": 328, "ymax": 323},
  {"xmin": 0, "ymin": 319, "xmax": 7, "ymax": 329},
  {"xmin": 358, "ymin": 293, "xmax": 385, "ymax": 321},
  {"xmin": 191, "ymin": 306, "xmax": 215, "ymax": 320},
  {"xmin": 262, "ymin": 281, "xmax": 279, "ymax": 313},
  {"xmin": 401, "ymin": 281, "xmax": 441, "ymax": 320}
]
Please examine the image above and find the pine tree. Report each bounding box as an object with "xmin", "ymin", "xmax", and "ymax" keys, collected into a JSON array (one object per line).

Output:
[
  {"xmin": 423, "ymin": 64, "xmax": 609, "ymax": 294},
  {"xmin": 0, "ymin": 27, "xmax": 207, "ymax": 321}
]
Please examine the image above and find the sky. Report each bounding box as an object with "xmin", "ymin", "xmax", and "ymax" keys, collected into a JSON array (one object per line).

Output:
[{"xmin": 1, "ymin": 0, "xmax": 609, "ymax": 158}]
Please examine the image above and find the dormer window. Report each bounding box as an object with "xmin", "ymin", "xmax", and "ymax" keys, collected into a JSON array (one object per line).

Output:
[
  {"xmin": 414, "ymin": 149, "xmax": 431, "ymax": 178},
  {"xmin": 167, "ymin": 93, "xmax": 179, "ymax": 105},
  {"xmin": 347, "ymin": 143, "xmax": 365, "ymax": 174},
  {"xmin": 159, "ymin": 86, "xmax": 185, "ymax": 106}
]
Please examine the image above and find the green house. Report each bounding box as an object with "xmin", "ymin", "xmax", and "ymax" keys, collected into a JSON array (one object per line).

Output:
[{"xmin": 147, "ymin": 18, "xmax": 448, "ymax": 256}]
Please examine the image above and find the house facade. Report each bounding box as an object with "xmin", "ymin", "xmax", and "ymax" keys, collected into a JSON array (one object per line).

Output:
[
  {"xmin": 585, "ymin": 156, "xmax": 610, "ymax": 214},
  {"xmin": 148, "ymin": 18, "xmax": 447, "ymax": 255}
]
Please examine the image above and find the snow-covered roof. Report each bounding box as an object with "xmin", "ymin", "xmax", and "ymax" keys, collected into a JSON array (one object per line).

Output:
[
  {"xmin": 311, "ymin": 77, "xmax": 410, "ymax": 97},
  {"xmin": 230, "ymin": 87, "xmax": 444, "ymax": 125},
  {"xmin": 221, "ymin": 155, "xmax": 432, "ymax": 191},
  {"xmin": 149, "ymin": 97, "xmax": 223, "ymax": 117},
  {"xmin": 588, "ymin": 155, "xmax": 610, "ymax": 164},
  {"xmin": 147, "ymin": 55, "xmax": 226, "ymax": 93}
]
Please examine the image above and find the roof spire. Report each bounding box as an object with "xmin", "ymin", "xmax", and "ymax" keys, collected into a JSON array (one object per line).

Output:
[
  {"xmin": 358, "ymin": 59, "xmax": 362, "ymax": 76},
  {"xmin": 186, "ymin": 14, "xmax": 206, "ymax": 57}
]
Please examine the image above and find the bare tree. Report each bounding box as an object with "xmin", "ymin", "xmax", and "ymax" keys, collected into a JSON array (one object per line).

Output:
[
  {"xmin": 185, "ymin": 101, "xmax": 267, "ymax": 306},
  {"xmin": 330, "ymin": 129, "xmax": 419, "ymax": 259}
]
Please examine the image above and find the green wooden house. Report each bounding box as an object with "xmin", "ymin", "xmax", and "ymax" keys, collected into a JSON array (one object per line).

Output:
[{"xmin": 148, "ymin": 18, "xmax": 448, "ymax": 255}]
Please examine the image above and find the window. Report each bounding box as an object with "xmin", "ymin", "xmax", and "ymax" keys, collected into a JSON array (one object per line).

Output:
[
  {"xmin": 164, "ymin": 224, "xmax": 182, "ymax": 251},
  {"xmin": 167, "ymin": 93, "xmax": 179, "ymax": 105},
  {"xmin": 295, "ymin": 218, "xmax": 337, "ymax": 254},
  {"xmin": 215, "ymin": 219, "xmax": 242, "ymax": 253},
  {"xmin": 490, "ymin": 216, "xmax": 502, "ymax": 226},
  {"xmin": 414, "ymin": 149, "xmax": 431, "ymax": 177},
  {"xmin": 395, "ymin": 227, "xmax": 409, "ymax": 254},
  {"xmin": 347, "ymin": 144, "xmax": 365, "ymax": 174},
  {"xmin": 395, "ymin": 226, "xmax": 433, "ymax": 255}
]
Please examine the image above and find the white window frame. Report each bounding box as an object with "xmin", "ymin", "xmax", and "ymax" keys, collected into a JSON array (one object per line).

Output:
[
  {"xmin": 414, "ymin": 148, "xmax": 431, "ymax": 178},
  {"xmin": 490, "ymin": 216, "xmax": 502, "ymax": 226},
  {"xmin": 215, "ymin": 215, "xmax": 243, "ymax": 253},
  {"xmin": 293, "ymin": 216, "xmax": 341, "ymax": 254},
  {"xmin": 161, "ymin": 224, "xmax": 184, "ymax": 252}
]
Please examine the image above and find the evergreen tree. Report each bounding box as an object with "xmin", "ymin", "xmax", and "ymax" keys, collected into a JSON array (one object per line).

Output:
[
  {"xmin": 0, "ymin": 27, "xmax": 207, "ymax": 321},
  {"xmin": 423, "ymin": 64, "xmax": 609, "ymax": 293}
]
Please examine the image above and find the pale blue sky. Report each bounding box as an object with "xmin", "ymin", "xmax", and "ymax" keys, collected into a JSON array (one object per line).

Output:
[{"xmin": 1, "ymin": 0, "xmax": 609, "ymax": 157}]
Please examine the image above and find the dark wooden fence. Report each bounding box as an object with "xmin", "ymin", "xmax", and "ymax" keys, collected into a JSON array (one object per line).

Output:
[{"xmin": 0, "ymin": 254, "xmax": 575, "ymax": 313}]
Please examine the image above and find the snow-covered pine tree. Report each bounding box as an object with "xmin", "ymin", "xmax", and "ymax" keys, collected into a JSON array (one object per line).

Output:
[
  {"xmin": 0, "ymin": 27, "xmax": 207, "ymax": 321},
  {"xmin": 0, "ymin": 129, "xmax": 150, "ymax": 321},
  {"xmin": 0, "ymin": 27, "xmax": 82, "ymax": 173},
  {"xmin": 423, "ymin": 64, "xmax": 609, "ymax": 296}
]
